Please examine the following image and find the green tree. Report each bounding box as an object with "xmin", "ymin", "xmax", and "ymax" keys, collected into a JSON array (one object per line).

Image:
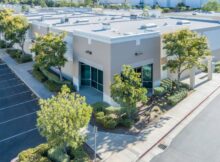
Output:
[
  {"xmin": 202, "ymin": 0, "xmax": 220, "ymax": 12},
  {"xmin": 31, "ymin": 32, "xmax": 67, "ymax": 81},
  {"xmin": 111, "ymin": 65, "xmax": 147, "ymax": 117},
  {"xmin": 0, "ymin": 9, "xmax": 13, "ymax": 41},
  {"xmin": 37, "ymin": 85, "xmax": 92, "ymax": 153},
  {"xmin": 163, "ymin": 29, "xmax": 210, "ymax": 84},
  {"xmin": 4, "ymin": 15, "xmax": 29, "ymax": 55}
]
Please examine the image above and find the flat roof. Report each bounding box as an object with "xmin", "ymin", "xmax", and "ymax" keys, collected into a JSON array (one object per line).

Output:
[{"xmin": 54, "ymin": 18, "xmax": 220, "ymax": 38}]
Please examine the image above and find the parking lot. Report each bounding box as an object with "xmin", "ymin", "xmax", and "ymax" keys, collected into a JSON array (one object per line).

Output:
[{"xmin": 0, "ymin": 63, "xmax": 44, "ymax": 162}]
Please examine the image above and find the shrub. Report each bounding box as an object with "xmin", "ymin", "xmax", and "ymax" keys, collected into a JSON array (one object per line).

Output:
[
  {"xmin": 154, "ymin": 86, "xmax": 166, "ymax": 96},
  {"xmin": 162, "ymin": 8, "xmax": 170, "ymax": 13},
  {"xmin": 0, "ymin": 40, "xmax": 7, "ymax": 48},
  {"xmin": 48, "ymin": 147, "xmax": 70, "ymax": 162},
  {"xmin": 68, "ymin": 146, "xmax": 90, "ymax": 162},
  {"xmin": 95, "ymin": 112, "xmax": 105, "ymax": 124},
  {"xmin": 104, "ymin": 106, "xmax": 121, "ymax": 115},
  {"xmin": 32, "ymin": 69, "xmax": 47, "ymax": 82},
  {"xmin": 161, "ymin": 79, "xmax": 173, "ymax": 92},
  {"xmin": 119, "ymin": 118, "xmax": 133, "ymax": 128},
  {"xmin": 103, "ymin": 115, "xmax": 118, "ymax": 129},
  {"xmin": 92, "ymin": 102, "xmax": 110, "ymax": 112},
  {"xmin": 18, "ymin": 144, "xmax": 50, "ymax": 162},
  {"xmin": 44, "ymin": 80, "xmax": 61, "ymax": 92},
  {"xmin": 167, "ymin": 89, "xmax": 188, "ymax": 106},
  {"xmin": 19, "ymin": 54, "xmax": 32, "ymax": 63},
  {"xmin": 215, "ymin": 65, "xmax": 220, "ymax": 73},
  {"xmin": 95, "ymin": 112, "xmax": 118, "ymax": 129}
]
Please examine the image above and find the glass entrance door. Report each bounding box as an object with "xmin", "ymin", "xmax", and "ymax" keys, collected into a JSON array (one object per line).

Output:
[
  {"xmin": 135, "ymin": 64, "xmax": 153, "ymax": 90},
  {"xmin": 80, "ymin": 63, "xmax": 103, "ymax": 92}
]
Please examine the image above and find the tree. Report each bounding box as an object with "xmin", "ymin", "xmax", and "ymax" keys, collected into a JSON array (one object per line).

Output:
[
  {"xmin": 111, "ymin": 65, "xmax": 147, "ymax": 117},
  {"xmin": 0, "ymin": 9, "xmax": 13, "ymax": 41},
  {"xmin": 163, "ymin": 29, "xmax": 210, "ymax": 84},
  {"xmin": 4, "ymin": 15, "xmax": 29, "ymax": 55},
  {"xmin": 202, "ymin": 0, "xmax": 220, "ymax": 12},
  {"xmin": 37, "ymin": 85, "xmax": 92, "ymax": 153},
  {"xmin": 31, "ymin": 32, "xmax": 67, "ymax": 81}
]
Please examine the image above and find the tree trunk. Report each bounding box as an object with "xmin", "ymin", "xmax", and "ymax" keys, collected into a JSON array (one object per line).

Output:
[
  {"xmin": 177, "ymin": 67, "xmax": 181, "ymax": 89},
  {"xmin": 58, "ymin": 66, "xmax": 63, "ymax": 81},
  {"xmin": 21, "ymin": 42, "xmax": 25, "ymax": 56}
]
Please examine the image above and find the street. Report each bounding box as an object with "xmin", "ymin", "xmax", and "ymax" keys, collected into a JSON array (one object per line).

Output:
[{"xmin": 151, "ymin": 93, "xmax": 220, "ymax": 162}]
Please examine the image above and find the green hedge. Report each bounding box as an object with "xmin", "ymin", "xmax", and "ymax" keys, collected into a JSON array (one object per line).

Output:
[
  {"xmin": 154, "ymin": 86, "xmax": 166, "ymax": 96},
  {"xmin": 161, "ymin": 79, "xmax": 173, "ymax": 92},
  {"xmin": 6, "ymin": 49, "xmax": 32, "ymax": 63},
  {"xmin": 18, "ymin": 144, "xmax": 51, "ymax": 162},
  {"xmin": 48, "ymin": 147, "xmax": 70, "ymax": 162},
  {"xmin": 33, "ymin": 66, "xmax": 75, "ymax": 92},
  {"xmin": 91, "ymin": 101, "xmax": 110, "ymax": 112},
  {"xmin": 93, "ymin": 103, "xmax": 134, "ymax": 129},
  {"xmin": 167, "ymin": 89, "xmax": 188, "ymax": 106},
  {"xmin": 18, "ymin": 143, "xmax": 90, "ymax": 162}
]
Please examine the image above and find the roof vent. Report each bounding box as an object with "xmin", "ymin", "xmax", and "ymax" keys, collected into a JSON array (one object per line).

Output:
[
  {"xmin": 140, "ymin": 23, "xmax": 157, "ymax": 29},
  {"xmin": 130, "ymin": 14, "xmax": 138, "ymax": 20},
  {"xmin": 177, "ymin": 20, "xmax": 191, "ymax": 25},
  {"xmin": 102, "ymin": 22, "xmax": 111, "ymax": 30},
  {"xmin": 61, "ymin": 17, "xmax": 69, "ymax": 23},
  {"xmin": 111, "ymin": 16, "xmax": 122, "ymax": 20}
]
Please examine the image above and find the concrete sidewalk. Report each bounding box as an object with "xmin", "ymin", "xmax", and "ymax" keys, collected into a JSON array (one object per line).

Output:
[{"xmin": 2, "ymin": 51, "xmax": 220, "ymax": 162}]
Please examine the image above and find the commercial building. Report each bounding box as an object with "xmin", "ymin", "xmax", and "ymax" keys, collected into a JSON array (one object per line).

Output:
[{"xmin": 20, "ymin": 8, "xmax": 220, "ymax": 104}]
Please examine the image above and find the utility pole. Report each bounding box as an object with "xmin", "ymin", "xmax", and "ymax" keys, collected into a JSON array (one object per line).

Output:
[{"xmin": 93, "ymin": 126, "xmax": 98, "ymax": 162}]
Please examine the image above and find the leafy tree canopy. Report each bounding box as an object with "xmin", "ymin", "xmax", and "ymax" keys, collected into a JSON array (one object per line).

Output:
[
  {"xmin": 202, "ymin": 0, "xmax": 220, "ymax": 12},
  {"xmin": 111, "ymin": 65, "xmax": 147, "ymax": 109},
  {"xmin": 163, "ymin": 29, "xmax": 210, "ymax": 82},
  {"xmin": 37, "ymin": 85, "xmax": 92, "ymax": 152}
]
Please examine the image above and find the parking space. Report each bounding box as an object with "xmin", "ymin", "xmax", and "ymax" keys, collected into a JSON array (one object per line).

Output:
[{"xmin": 0, "ymin": 63, "xmax": 45, "ymax": 162}]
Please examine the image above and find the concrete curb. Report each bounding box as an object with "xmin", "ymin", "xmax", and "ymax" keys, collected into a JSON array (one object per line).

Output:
[{"xmin": 137, "ymin": 84, "xmax": 220, "ymax": 162}]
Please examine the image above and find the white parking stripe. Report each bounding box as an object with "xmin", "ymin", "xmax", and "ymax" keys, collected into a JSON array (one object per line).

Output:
[
  {"xmin": 0, "ymin": 78, "xmax": 18, "ymax": 83},
  {"xmin": 0, "ymin": 91, "xmax": 31, "ymax": 99},
  {"xmin": 0, "ymin": 83, "xmax": 25, "ymax": 90},
  {"xmin": 0, "ymin": 128, "xmax": 38, "ymax": 144},
  {"xmin": 0, "ymin": 99, "xmax": 38, "ymax": 111},
  {"xmin": 0, "ymin": 112, "xmax": 36, "ymax": 125},
  {"xmin": 0, "ymin": 72, "xmax": 13, "ymax": 77}
]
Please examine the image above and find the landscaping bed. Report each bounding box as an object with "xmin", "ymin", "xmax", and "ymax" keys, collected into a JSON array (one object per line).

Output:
[
  {"xmin": 0, "ymin": 40, "xmax": 13, "ymax": 49},
  {"xmin": 32, "ymin": 65, "xmax": 75, "ymax": 92},
  {"xmin": 17, "ymin": 143, "xmax": 92, "ymax": 162},
  {"xmin": 6, "ymin": 49, "xmax": 32, "ymax": 63},
  {"xmin": 215, "ymin": 61, "xmax": 220, "ymax": 73},
  {"xmin": 91, "ymin": 79, "xmax": 191, "ymax": 135}
]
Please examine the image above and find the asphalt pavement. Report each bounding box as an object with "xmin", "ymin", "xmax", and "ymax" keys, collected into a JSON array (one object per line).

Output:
[
  {"xmin": 151, "ymin": 93, "xmax": 220, "ymax": 162},
  {"xmin": 0, "ymin": 63, "xmax": 44, "ymax": 162}
]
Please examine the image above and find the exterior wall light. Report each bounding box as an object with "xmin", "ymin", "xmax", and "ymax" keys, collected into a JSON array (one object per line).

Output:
[
  {"xmin": 135, "ymin": 52, "xmax": 143, "ymax": 56},
  {"xmin": 85, "ymin": 50, "xmax": 92, "ymax": 55}
]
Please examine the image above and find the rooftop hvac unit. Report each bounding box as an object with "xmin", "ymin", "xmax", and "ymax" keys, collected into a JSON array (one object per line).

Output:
[
  {"xmin": 102, "ymin": 22, "xmax": 111, "ymax": 30},
  {"xmin": 130, "ymin": 14, "xmax": 137, "ymax": 20},
  {"xmin": 140, "ymin": 23, "xmax": 157, "ymax": 29},
  {"xmin": 177, "ymin": 20, "xmax": 191, "ymax": 25}
]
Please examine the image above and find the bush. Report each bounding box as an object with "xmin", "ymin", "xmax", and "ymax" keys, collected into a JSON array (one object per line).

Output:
[
  {"xmin": 6, "ymin": 49, "xmax": 32, "ymax": 63},
  {"xmin": 103, "ymin": 115, "xmax": 118, "ymax": 129},
  {"xmin": 48, "ymin": 147, "xmax": 70, "ymax": 162},
  {"xmin": 104, "ymin": 106, "xmax": 121, "ymax": 115},
  {"xmin": 68, "ymin": 146, "xmax": 90, "ymax": 162},
  {"xmin": 215, "ymin": 65, "xmax": 220, "ymax": 73},
  {"xmin": 161, "ymin": 79, "xmax": 173, "ymax": 92},
  {"xmin": 92, "ymin": 102, "xmax": 110, "ymax": 112},
  {"xmin": 19, "ymin": 54, "xmax": 32, "ymax": 63},
  {"xmin": 0, "ymin": 40, "xmax": 7, "ymax": 48},
  {"xmin": 154, "ymin": 86, "xmax": 166, "ymax": 96},
  {"xmin": 95, "ymin": 112, "xmax": 118, "ymax": 129},
  {"xmin": 44, "ymin": 80, "xmax": 61, "ymax": 92},
  {"xmin": 33, "ymin": 69, "xmax": 47, "ymax": 82},
  {"xmin": 119, "ymin": 118, "xmax": 133, "ymax": 128},
  {"xmin": 167, "ymin": 89, "xmax": 188, "ymax": 106},
  {"xmin": 18, "ymin": 144, "xmax": 50, "ymax": 162},
  {"xmin": 162, "ymin": 8, "xmax": 170, "ymax": 13}
]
